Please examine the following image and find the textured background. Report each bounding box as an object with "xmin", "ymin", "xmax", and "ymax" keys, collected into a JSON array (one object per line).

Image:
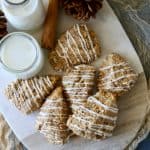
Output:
[
  {"xmin": 108, "ymin": 0, "xmax": 150, "ymax": 80},
  {"xmin": 0, "ymin": 0, "xmax": 149, "ymax": 150}
]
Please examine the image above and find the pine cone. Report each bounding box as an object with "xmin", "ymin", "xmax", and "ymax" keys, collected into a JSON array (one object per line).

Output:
[
  {"xmin": 60, "ymin": 0, "xmax": 103, "ymax": 21},
  {"xmin": 0, "ymin": 10, "xmax": 8, "ymax": 39}
]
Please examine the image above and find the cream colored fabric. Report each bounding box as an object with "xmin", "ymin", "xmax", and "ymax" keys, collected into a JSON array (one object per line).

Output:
[{"xmin": 0, "ymin": 114, "xmax": 25, "ymax": 150}]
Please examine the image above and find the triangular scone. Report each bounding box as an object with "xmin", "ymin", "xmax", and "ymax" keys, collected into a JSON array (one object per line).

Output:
[
  {"xmin": 49, "ymin": 24, "xmax": 101, "ymax": 72},
  {"xmin": 62, "ymin": 64, "xmax": 96, "ymax": 112},
  {"xmin": 98, "ymin": 53, "xmax": 138, "ymax": 96},
  {"xmin": 67, "ymin": 90, "xmax": 118, "ymax": 140},
  {"xmin": 36, "ymin": 87, "xmax": 72, "ymax": 144},
  {"xmin": 5, "ymin": 75, "xmax": 60, "ymax": 114}
]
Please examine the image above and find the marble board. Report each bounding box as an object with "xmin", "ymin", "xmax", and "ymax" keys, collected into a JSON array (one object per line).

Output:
[{"xmin": 0, "ymin": 0, "xmax": 148, "ymax": 150}]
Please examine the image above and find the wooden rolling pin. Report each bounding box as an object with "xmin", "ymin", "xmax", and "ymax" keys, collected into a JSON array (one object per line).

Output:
[{"xmin": 41, "ymin": 0, "xmax": 58, "ymax": 50}]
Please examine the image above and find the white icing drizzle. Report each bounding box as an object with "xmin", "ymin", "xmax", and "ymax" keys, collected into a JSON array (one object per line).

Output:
[
  {"xmin": 75, "ymin": 24, "xmax": 91, "ymax": 61},
  {"xmin": 62, "ymin": 82, "xmax": 94, "ymax": 85},
  {"xmin": 69, "ymin": 98, "xmax": 86, "ymax": 102},
  {"xmin": 41, "ymin": 125, "xmax": 69, "ymax": 132},
  {"xmin": 57, "ymin": 40, "xmax": 72, "ymax": 67},
  {"xmin": 88, "ymin": 96, "xmax": 118, "ymax": 113},
  {"xmin": 103, "ymin": 73, "xmax": 136, "ymax": 84},
  {"xmin": 66, "ymin": 31, "xmax": 83, "ymax": 63},
  {"xmin": 69, "ymin": 123, "xmax": 112, "ymax": 137},
  {"xmin": 32, "ymin": 78, "xmax": 43, "ymax": 97},
  {"xmin": 74, "ymin": 116, "xmax": 114, "ymax": 131},
  {"xmin": 101, "ymin": 68, "xmax": 132, "ymax": 81},
  {"xmin": 24, "ymin": 80, "xmax": 34, "ymax": 98},
  {"xmin": 21, "ymin": 81, "xmax": 40, "ymax": 109},
  {"xmin": 66, "ymin": 88, "xmax": 91, "ymax": 94},
  {"xmin": 44, "ymin": 98, "xmax": 64, "ymax": 103},
  {"xmin": 46, "ymin": 76, "xmax": 53, "ymax": 87},
  {"xmin": 79, "ymin": 105, "xmax": 117, "ymax": 121},
  {"xmin": 89, "ymin": 127, "xmax": 112, "ymax": 137},
  {"xmin": 101, "ymin": 74, "xmax": 137, "ymax": 87},
  {"xmin": 83, "ymin": 24, "xmax": 97, "ymax": 59},
  {"xmin": 99, "ymin": 62, "xmax": 128, "ymax": 71},
  {"xmin": 64, "ymin": 75, "xmax": 94, "ymax": 79},
  {"xmin": 42, "ymin": 106, "xmax": 67, "ymax": 110},
  {"xmin": 39, "ymin": 78, "xmax": 49, "ymax": 94}
]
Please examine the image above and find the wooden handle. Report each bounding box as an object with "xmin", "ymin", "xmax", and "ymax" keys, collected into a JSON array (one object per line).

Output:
[{"xmin": 41, "ymin": 0, "xmax": 58, "ymax": 50}]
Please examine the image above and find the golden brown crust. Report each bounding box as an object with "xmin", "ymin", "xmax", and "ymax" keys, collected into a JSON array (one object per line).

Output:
[
  {"xmin": 36, "ymin": 86, "xmax": 72, "ymax": 144},
  {"xmin": 49, "ymin": 24, "xmax": 101, "ymax": 72},
  {"xmin": 5, "ymin": 75, "xmax": 60, "ymax": 114},
  {"xmin": 98, "ymin": 53, "xmax": 138, "ymax": 96}
]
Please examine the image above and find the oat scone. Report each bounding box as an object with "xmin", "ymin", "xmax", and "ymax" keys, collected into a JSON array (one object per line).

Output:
[
  {"xmin": 5, "ymin": 75, "xmax": 60, "ymax": 114},
  {"xmin": 98, "ymin": 53, "xmax": 138, "ymax": 96},
  {"xmin": 67, "ymin": 90, "xmax": 118, "ymax": 140},
  {"xmin": 36, "ymin": 87, "xmax": 72, "ymax": 144},
  {"xmin": 49, "ymin": 24, "xmax": 101, "ymax": 72},
  {"xmin": 62, "ymin": 64, "xmax": 96, "ymax": 111}
]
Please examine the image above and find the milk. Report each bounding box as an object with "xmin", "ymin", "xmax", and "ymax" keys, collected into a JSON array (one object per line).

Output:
[
  {"xmin": 1, "ymin": 35, "xmax": 36, "ymax": 70},
  {"xmin": 1, "ymin": 0, "xmax": 45, "ymax": 30},
  {"xmin": 0, "ymin": 32, "xmax": 44, "ymax": 79}
]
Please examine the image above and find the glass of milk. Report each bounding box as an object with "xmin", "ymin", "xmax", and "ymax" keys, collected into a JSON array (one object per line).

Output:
[
  {"xmin": 0, "ymin": 32, "xmax": 44, "ymax": 79},
  {"xmin": 1, "ymin": 0, "xmax": 45, "ymax": 30}
]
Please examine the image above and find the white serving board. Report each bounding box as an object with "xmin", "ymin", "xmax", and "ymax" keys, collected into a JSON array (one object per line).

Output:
[{"xmin": 0, "ymin": 0, "xmax": 148, "ymax": 150}]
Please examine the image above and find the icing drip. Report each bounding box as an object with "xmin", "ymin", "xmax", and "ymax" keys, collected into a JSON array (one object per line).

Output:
[
  {"xmin": 83, "ymin": 24, "xmax": 97, "ymax": 59},
  {"xmin": 66, "ymin": 31, "xmax": 84, "ymax": 63},
  {"xmin": 79, "ymin": 105, "xmax": 117, "ymax": 121},
  {"xmin": 99, "ymin": 62, "xmax": 128, "ymax": 71},
  {"xmin": 74, "ymin": 116, "xmax": 114, "ymax": 131},
  {"xmin": 101, "ymin": 68, "xmax": 132, "ymax": 81},
  {"xmin": 57, "ymin": 40, "xmax": 72, "ymax": 68},
  {"xmin": 69, "ymin": 122, "xmax": 112, "ymax": 137},
  {"xmin": 100, "ymin": 74, "xmax": 137, "ymax": 92},
  {"xmin": 75, "ymin": 24, "xmax": 91, "ymax": 61},
  {"xmin": 88, "ymin": 96, "xmax": 118, "ymax": 113}
]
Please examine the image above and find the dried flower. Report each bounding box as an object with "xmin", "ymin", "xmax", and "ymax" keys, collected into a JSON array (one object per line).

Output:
[{"xmin": 60, "ymin": 0, "xmax": 103, "ymax": 21}]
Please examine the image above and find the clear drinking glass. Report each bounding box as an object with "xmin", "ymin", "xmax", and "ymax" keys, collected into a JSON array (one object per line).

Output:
[
  {"xmin": 0, "ymin": 32, "xmax": 44, "ymax": 79},
  {"xmin": 1, "ymin": 0, "xmax": 45, "ymax": 30}
]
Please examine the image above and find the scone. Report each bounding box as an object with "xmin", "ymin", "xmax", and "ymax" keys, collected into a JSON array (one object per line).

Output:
[
  {"xmin": 49, "ymin": 24, "xmax": 101, "ymax": 72},
  {"xmin": 98, "ymin": 53, "xmax": 138, "ymax": 96},
  {"xmin": 36, "ymin": 87, "xmax": 72, "ymax": 144},
  {"xmin": 5, "ymin": 75, "xmax": 60, "ymax": 114},
  {"xmin": 62, "ymin": 64, "xmax": 96, "ymax": 111},
  {"xmin": 67, "ymin": 90, "xmax": 118, "ymax": 140}
]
